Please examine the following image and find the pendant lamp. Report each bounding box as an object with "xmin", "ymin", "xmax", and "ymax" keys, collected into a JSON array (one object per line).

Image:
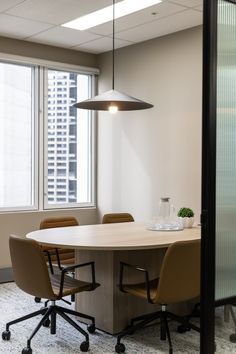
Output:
[{"xmin": 74, "ymin": 0, "xmax": 153, "ymax": 112}]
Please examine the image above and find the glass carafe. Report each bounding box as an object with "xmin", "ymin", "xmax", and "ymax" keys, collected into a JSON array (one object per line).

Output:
[
  {"xmin": 158, "ymin": 197, "xmax": 173, "ymax": 222},
  {"xmin": 148, "ymin": 197, "xmax": 180, "ymax": 230}
]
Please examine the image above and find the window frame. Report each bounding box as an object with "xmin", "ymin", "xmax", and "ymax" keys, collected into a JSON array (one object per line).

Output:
[
  {"xmin": 0, "ymin": 60, "xmax": 39, "ymax": 213},
  {"xmin": 0, "ymin": 53, "xmax": 98, "ymax": 213},
  {"xmin": 43, "ymin": 67, "xmax": 96, "ymax": 210}
]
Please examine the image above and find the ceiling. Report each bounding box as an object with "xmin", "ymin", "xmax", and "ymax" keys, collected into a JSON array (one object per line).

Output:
[{"xmin": 0, "ymin": 0, "xmax": 203, "ymax": 54}]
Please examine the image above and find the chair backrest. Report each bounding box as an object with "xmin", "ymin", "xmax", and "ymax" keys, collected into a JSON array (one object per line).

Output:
[
  {"xmin": 9, "ymin": 235, "xmax": 56, "ymax": 300},
  {"xmin": 40, "ymin": 217, "xmax": 78, "ymax": 255},
  {"xmin": 155, "ymin": 239, "xmax": 200, "ymax": 304},
  {"xmin": 102, "ymin": 213, "xmax": 134, "ymax": 224},
  {"xmin": 40, "ymin": 216, "xmax": 79, "ymax": 229}
]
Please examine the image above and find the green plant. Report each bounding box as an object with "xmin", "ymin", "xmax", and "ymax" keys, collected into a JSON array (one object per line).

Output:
[{"xmin": 177, "ymin": 207, "xmax": 194, "ymax": 218}]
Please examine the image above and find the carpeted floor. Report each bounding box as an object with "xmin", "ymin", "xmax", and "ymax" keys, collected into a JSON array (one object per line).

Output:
[{"xmin": 0, "ymin": 282, "xmax": 235, "ymax": 353}]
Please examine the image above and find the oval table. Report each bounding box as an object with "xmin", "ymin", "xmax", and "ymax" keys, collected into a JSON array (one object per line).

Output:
[{"xmin": 27, "ymin": 222, "xmax": 200, "ymax": 334}]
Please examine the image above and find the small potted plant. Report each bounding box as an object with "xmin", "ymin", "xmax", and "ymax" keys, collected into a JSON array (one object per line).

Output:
[{"xmin": 177, "ymin": 207, "xmax": 194, "ymax": 228}]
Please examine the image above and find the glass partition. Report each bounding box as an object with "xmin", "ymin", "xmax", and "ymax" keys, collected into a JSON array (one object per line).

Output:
[{"xmin": 215, "ymin": 0, "xmax": 236, "ymax": 351}]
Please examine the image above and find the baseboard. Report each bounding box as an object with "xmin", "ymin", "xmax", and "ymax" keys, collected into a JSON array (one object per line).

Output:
[{"xmin": 0, "ymin": 268, "xmax": 14, "ymax": 283}]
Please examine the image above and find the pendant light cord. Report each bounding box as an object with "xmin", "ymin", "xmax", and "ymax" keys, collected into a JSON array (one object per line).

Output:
[{"xmin": 112, "ymin": 0, "xmax": 115, "ymax": 90}]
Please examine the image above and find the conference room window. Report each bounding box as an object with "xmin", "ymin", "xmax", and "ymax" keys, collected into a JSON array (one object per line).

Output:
[
  {"xmin": 0, "ymin": 62, "xmax": 37, "ymax": 211},
  {"xmin": 44, "ymin": 70, "xmax": 94, "ymax": 209},
  {"xmin": 0, "ymin": 57, "xmax": 96, "ymax": 212}
]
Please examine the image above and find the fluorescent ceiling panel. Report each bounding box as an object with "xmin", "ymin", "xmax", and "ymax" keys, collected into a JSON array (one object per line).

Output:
[{"xmin": 62, "ymin": 0, "xmax": 162, "ymax": 30}]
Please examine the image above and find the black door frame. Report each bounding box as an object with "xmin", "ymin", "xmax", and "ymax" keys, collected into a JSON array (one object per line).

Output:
[
  {"xmin": 201, "ymin": 0, "xmax": 217, "ymax": 353},
  {"xmin": 201, "ymin": 0, "xmax": 236, "ymax": 352}
]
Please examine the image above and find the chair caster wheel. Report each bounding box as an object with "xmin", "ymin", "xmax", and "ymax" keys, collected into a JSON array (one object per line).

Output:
[
  {"xmin": 2, "ymin": 330, "xmax": 11, "ymax": 340},
  {"xmin": 34, "ymin": 297, "xmax": 41, "ymax": 303},
  {"xmin": 22, "ymin": 347, "xmax": 32, "ymax": 354},
  {"xmin": 115, "ymin": 343, "xmax": 126, "ymax": 353},
  {"xmin": 230, "ymin": 333, "xmax": 236, "ymax": 343},
  {"xmin": 87, "ymin": 323, "xmax": 96, "ymax": 333},
  {"xmin": 177, "ymin": 324, "xmax": 189, "ymax": 333},
  {"xmin": 80, "ymin": 341, "xmax": 89, "ymax": 352},
  {"xmin": 43, "ymin": 318, "xmax": 50, "ymax": 327}
]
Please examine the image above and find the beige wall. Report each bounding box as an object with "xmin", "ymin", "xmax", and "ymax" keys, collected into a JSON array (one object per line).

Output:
[
  {"xmin": 0, "ymin": 37, "xmax": 98, "ymax": 269},
  {"xmin": 97, "ymin": 26, "xmax": 202, "ymax": 224},
  {"xmin": 0, "ymin": 36, "xmax": 97, "ymax": 67}
]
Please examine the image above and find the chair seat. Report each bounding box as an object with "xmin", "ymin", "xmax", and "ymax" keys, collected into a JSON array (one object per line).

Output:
[
  {"xmin": 50, "ymin": 273, "xmax": 100, "ymax": 298},
  {"xmin": 122, "ymin": 278, "xmax": 159, "ymax": 302}
]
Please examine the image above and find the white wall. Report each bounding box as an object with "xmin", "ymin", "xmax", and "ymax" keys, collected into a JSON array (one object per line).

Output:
[{"xmin": 97, "ymin": 26, "xmax": 202, "ymax": 224}]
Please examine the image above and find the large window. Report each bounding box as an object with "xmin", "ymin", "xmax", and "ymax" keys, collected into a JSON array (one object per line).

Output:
[
  {"xmin": 0, "ymin": 62, "xmax": 36, "ymax": 210},
  {"xmin": 44, "ymin": 70, "xmax": 93, "ymax": 209},
  {"xmin": 0, "ymin": 59, "xmax": 95, "ymax": 212}
]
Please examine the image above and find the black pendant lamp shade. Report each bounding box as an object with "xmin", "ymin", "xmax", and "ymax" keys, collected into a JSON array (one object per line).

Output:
[{"xmin": 74, "ymin": 0, "xmax": 153, "ymax": 112}]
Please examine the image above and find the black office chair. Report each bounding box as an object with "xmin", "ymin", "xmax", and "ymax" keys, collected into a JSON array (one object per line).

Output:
[
  {"xmin": 115, "ymin": 240, "xmax": 200, "ymax": 354},
  {"xmin": 2, "ymin": 235, "xmax": 100, "ymax": 354}
]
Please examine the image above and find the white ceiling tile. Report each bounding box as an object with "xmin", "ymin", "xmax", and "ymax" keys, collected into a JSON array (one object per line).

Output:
[
  {"xmin": 76, "ymin": 37, "xmax": 134, "ymax": 54},
  {"xmin": 0, "ymin": 0, "xmax": 203, "ymax": 53},
  {"xmin": 168, "ymin": 0, "xmax": 203, "ymax": 8},
  {"xmin": 88, "ymin": 1, "xmax": 186, "ymax": 36},
  {"xmin": 6, "ymin": 0, "xmax": 114, "ymax": 25},
  {"xmin": 0, "ymin": 14, "xmax": 53, "ymax": 39},
  {"xmin": 0, "ymin": 0, "xmax": 25, "ymax": 13},
  {"xmin": 29, "ymin": 26, "xmax": 101, "ymax": 48},
  {"xmin": 63, "ymin": 0, "xmax": 120, "ymax": 17},
  {"xmin": 117, "ymin": 9, "xmax": 202, "ymax": 43}
]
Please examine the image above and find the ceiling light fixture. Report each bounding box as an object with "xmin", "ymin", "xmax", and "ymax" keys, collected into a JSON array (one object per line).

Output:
[
  {"xmin": 73, "ymin": 0, "xmax": 154, "ymax": 112},
  {"xmin": 62, "ymin": 0, "xmax": 162, "ymax": 31}
]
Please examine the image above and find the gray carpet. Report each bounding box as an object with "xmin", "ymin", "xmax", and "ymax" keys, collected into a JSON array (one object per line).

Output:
[{"xmin": 0, "ymin": 282, "xmax": 235, "ymax": 353}]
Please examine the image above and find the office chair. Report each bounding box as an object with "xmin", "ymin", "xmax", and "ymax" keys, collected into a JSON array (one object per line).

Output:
[
  {"xmin": 2, "ymin": 235, "xmax": 100, "ymax": 354},
  {"xmin": 115, "ymin": 239, "xmax": 200, "ymax": 354},
  {"xmin": 35, "ymin": 216, "xmax": 78, "ymax": 304},
  {"xmin": 102, "ymin": 213, "xmax": 134, "ymax": 224},
  {"xmin": 40, "ymin": 216, "xmax": 78, "ymax": 270}
]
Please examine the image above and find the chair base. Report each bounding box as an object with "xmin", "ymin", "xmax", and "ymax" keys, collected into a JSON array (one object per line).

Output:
[
  {"xmin": 115, "ymin": 308, "xmax": 200, "ymax": 354},
  {"xmin": 2, "ymin": 301, "xmax": 95, "ymax": 353},
  {"xmin": 34, "ymin": 296, "xmax": 73, "ymax": 305}
]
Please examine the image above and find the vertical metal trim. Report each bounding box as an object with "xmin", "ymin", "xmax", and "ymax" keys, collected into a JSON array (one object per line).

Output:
[{"xmin": 201, "ymin": 0, "xmax": 218, "ymax": 353}]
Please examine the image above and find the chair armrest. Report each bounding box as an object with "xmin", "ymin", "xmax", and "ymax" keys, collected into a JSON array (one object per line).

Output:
[
  {"xmin": 119, "ymin": 261, "xmax": 154, "ymax": 304},
  {"xmin": 46, "ymin": 248, "xmax": 73, "ymax": 272},
  {"xmin": 59, "ymin": 261, "xmax": 96, "ymax": 297},
  {"xmin": 43, "ymin": 249, "xmax": 55, "ymax": 274}
]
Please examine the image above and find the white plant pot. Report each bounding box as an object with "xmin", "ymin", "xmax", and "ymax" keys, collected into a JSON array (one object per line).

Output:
[{"xmin": 179, "ymin": 217, "xmax": 194, "ymax": 228}]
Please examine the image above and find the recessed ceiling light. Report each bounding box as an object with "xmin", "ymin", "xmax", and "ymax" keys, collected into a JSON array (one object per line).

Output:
[{"xmin": 62, "ymin": 0, "xmax": 162, "ymax": 31}]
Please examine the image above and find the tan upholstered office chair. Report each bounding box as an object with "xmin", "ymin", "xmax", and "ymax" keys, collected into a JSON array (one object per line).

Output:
[
  {"xmin": 102, "ymin": 213, "xmax": 134, "ymax": 224},
  {"xmin": 115, "ymin": 239, "xmax": 200, "ymax": 354},
  {"xmin": 34, "ymin": 216, "xmax": 78, "ymax": 304},
  {"xmin": 40, "ymin": 216, "xmax": 78, "ymax": 271},
  {"xmin": 2, "ymin": 235, "xmax": 100, "ymax": 354}
]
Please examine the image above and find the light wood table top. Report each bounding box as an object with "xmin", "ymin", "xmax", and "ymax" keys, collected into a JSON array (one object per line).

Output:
[{"xmin": 27, "ymin": 222, "xmax": 200, "ymax": 251}]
